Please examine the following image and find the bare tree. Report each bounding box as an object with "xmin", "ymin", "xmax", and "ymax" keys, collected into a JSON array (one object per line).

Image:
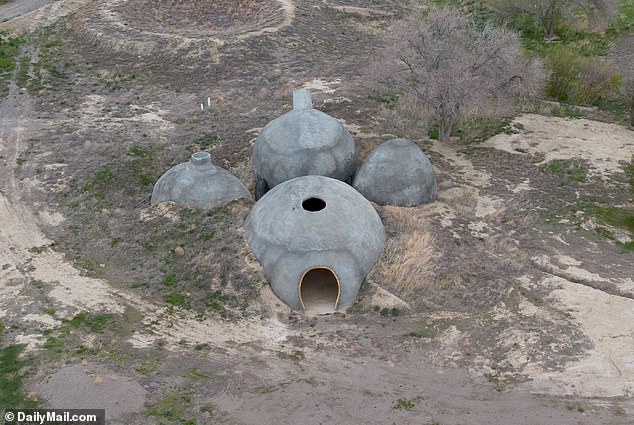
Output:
[{"xmin": 370, "ymin": 7, "xmax": 543, "ymax": 142}]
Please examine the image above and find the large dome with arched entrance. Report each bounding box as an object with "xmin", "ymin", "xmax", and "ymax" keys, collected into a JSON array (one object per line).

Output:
[{"xmin": 244, "ymin": 176, "xmax": 385, "ymax": 313}]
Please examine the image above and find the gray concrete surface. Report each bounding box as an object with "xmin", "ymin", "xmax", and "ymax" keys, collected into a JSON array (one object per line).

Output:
[
  {"xmin": 292, "ymin": 88, "xmax": 312, "ymax": 110},
  {"xmin": 353, "ymin": 138, "xmax": 437, "ymax": 206},
  {"xmin": 151, "ymin": 151, "xmax": 252, "ymax": 210},
  {"xmin": 252, "ymin": 90, "xmax": 358, "ymax": 190},
  {"xmin": 245, "ymin": 176, "xmax": 385, "ymax": 312}
]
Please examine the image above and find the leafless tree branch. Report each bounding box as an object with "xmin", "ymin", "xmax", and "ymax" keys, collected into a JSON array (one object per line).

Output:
[{"xmin": 368, "ymin": 7, "xmax": 545, "ymax": 141}]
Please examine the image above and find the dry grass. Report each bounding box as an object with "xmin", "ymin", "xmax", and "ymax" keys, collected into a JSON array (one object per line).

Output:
[
  {"xmin": 116, "ymin": 0, "xmax": 286, "ymax": 35},
  {"xmin": 376, "ymin": 206, "xmax": 436, "ymax": 298},
  {"xmin": 437, "ymin": 186, "xmax": 478, "ymax": 217},
  {"xmin": 227, "ymin": 157, "xmax": 255, "ymax": 194}
]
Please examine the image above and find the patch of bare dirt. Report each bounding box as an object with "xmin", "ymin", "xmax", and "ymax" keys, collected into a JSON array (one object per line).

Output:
[
  {"xmin": 117, "ymin": 0, "xmax": 286, "ymax": 36},
  {"xmin": 518, "ymin": 273, "xmax": 634, "ymax": 398},
  {"xmin": 36, "ymin": 363, "xmax": 147, "ymax": 422},
  {"xmin": 484, "ymin": 114, "xmax": 634, "ymax": 180},
  {"xmin": 73, "ymin": 0, "xmax": 295, "ymax": 63}
]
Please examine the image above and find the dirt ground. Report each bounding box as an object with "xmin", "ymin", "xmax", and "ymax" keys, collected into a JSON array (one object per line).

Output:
[{"xmin": 0, "ymin": 1, "xmax": 633, "ymax": 424}]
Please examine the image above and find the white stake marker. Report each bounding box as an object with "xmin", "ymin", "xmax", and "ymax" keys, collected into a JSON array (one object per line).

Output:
[
  {"xmin": 207, "ymin": 97, "xmax": 211, "ymax": 107},
  {"xmin": 200, "ymin": 103, "xmax": 204, "ymax": 111}
]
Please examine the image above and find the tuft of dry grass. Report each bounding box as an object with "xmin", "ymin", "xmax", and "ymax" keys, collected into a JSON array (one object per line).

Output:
[
  {"xmin": 377, "ymin": 206, "xmax": 436, "ymax": 297},
  {"xmin": 228, "ymin": 157, "xmax": 255, "ymax": 194}
]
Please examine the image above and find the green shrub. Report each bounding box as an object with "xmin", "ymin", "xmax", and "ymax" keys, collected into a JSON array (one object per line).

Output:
[
  {"xmin": 69, "ymin": 312, "xmax": 116, "ymax": 333},
  {"xmin": 393, "ymin": 398, "xmax": 416, "ymax": 411},
  {"xmin": 0, "ymin": 33, "xmax": 23, "ymax": 74},
  {"xmin": 541, "ymin": 159, "xmax": 587, "ymax": 183},
  {"xmin": 608, "ymin": 0, "xmax": 634, "ymax": 36},
  {"xmin": 428, "ymin": 116, "xmax": 517, "ymax": 143},
  {"xmin": 369, "ymin": 91, "xmax": 399, "ymax": 109},
  {"xmin": 0, "ymin": 322, "xmax": 38, "ymax": 409},
  {"xmin": 164, "ymin": 292, "xmax": 191, "ymax": 309},
  {"xmin": 197, "ymin": 132, "xmax": 220, "ymax": 148},
  {"xmin": 546, "ymin": 46, "xmax": 621, "ymax": 106}
]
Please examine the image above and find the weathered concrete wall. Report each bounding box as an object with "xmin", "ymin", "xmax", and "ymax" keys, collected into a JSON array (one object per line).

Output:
[
  {"xmin": 151, "ymin": 152, "xmax": 252, "ymax": 210},
  {"xmin": 245, "ymin": 176, "xmax": 385, "ymax": 311},
  {"xmin": 353, "ymin": 138, "xmax": 437, "ymax": 206},
  {"xmin": 252, "ymin": 90, "xmax": 358, "ymax": 189}
]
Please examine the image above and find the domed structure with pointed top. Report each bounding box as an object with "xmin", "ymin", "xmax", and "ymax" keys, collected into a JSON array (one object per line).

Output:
[
  {"xmin": 353, "ymin": 138, "xmax": 437, "ymax": 207},
  {"xmin": 252, "ymin": 89, "xmax": 358, "ymax": 199},
  {"xmin": 151, "ymin": 152, "xmax": 252, "ymax": 210},
  {"xmin": 245, "ymin": 176, "xmax": 385, "ymax": 313}
]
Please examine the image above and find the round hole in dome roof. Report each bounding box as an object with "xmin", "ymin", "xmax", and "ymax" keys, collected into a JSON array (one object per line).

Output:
[{"xmin": 302, "ymin": 197, "xmax": 326, "ymax": 212}]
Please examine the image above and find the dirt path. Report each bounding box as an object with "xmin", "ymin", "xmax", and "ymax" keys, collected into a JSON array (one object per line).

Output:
[
  {"xmin": 0, "ymin": 0, "xmax": 53, "ymax": 23},
  {"xmin": 0, "ymin": 0, "xmax": 88, "ymax": 32},
  {"xmin": 0, "ymin": 78, "xmax": 133, "ymax": 339}
]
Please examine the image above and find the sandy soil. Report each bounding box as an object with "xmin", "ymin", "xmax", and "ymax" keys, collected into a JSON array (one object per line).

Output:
[
  {"xmin": 37, "ymin": 363, "xmax": 147, "ymax": 423},
  {"xmin": 485, "ymin": 114, "xmax": 634, "ymax": 180},
  {"xmin": 519, "ymin": 273, "xmax": 634, "ymax": 398},
  {"xmin": 0, "ymin": 84, "xmax": 140, "ymax": 322},
  {"xmin": 428, "ymin": 122, "xmax": 634, "ymax": 400}
]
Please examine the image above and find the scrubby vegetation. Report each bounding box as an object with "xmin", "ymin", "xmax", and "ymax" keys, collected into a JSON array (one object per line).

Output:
[
  {"xmin": 370, "ymin": 6, "xmax": 543, "ymax": 141},
  {"xmin": 499, "ymin": 0, "xmax": 633, "ymax": 124},
  {"xmin": 0, "ymin": 31, "xmax": 22, "ymax": 95},
  {"xmin": 371, "ymin": 0, "xmax": 634, "ymax": 139},
  {"xmin": 376, "ymin": 206, "xmax": 436, "ymax": 297},
  {"xmin": 0, "ymin": 323, "xmax": 37, "ymax": 410}
]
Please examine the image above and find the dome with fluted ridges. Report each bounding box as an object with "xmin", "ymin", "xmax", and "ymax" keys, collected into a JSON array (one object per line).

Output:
[
  {"xmin": 245, "ymin": 176, "xmax": 384, "ymax": 313},
  {"xmin": 151, "ymin": 152, "xmax": 252, "ymax": 210},
  {"xmin": 252, "ymin": 89, "xmax": 358, "ymax": 194},
  {"xmin": 353, "ymin": 138, "xmax": 437, "ymax": 207}
]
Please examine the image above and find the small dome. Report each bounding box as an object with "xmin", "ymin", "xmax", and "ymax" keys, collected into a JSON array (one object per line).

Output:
[
  {"xmin": 151, "ymin": 152, "xmax": 252, "ymax": 210},
  {"xmin": 252, "ymin": 90, "xmax": 358, "ymax": 190},
  {"xmin": 245, "ymin": 176, "xmax": 385, "ymax": 313},
  {"xmin": 353, "ymin": 138, "xmax": 437, "ymax": 207}
]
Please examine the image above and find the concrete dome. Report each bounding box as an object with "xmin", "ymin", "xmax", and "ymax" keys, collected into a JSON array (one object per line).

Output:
[
  {"xmin": 245, "ymin": 176, "xmax": 385, "ymax": 313},
  {"xmin": 353, "ymin": 138, "xmax": 437, "ymax": 207},
  {"xmin": 151, "ymin": 152, "xmax": 252, "ymax": 210},
  {"xmin": 252, "ymin": 89, "xmax": 358, "ymax": 197}
]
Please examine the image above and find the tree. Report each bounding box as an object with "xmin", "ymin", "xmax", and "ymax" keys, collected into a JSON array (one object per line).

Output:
[
  {"xmin": 531, "ymin": 0, "xmax": 565, "ymax": 38},
  {"xmin": 370, "ymin": 7, "xmax": 543, "ymax": 142}
]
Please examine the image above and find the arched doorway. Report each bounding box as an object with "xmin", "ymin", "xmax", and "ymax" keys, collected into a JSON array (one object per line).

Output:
[{"xmin": 299, "ymin": 267, "xmax": 340, "ymax": 314}]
